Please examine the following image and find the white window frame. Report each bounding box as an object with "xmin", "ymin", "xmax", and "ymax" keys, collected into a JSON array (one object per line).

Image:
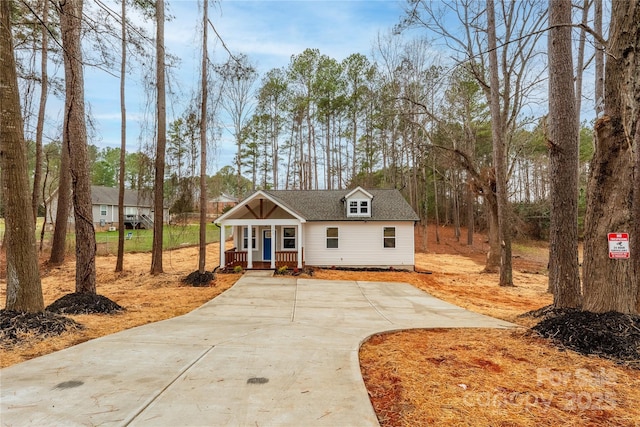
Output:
[
  {"xmin": 100, "ymin": 205, "xmax": 107, "ymax": 216},
  {"xmin": 326, "ymin": 227, "xmax": 339, "ymax": 249},
  {"xmin": 383, "ymin": 227, "xmax": 396, "ymax": 248},
  {"xmin": 282, "ymin": 227, "xmax": 296, "ymax": 250},
  {"xmin": 242, "ymin": 227, "xmax": 256, "ymax": 250},
  {"xmin": 346, "ymin": 198, "xmax": 371, "ymax": 217}
]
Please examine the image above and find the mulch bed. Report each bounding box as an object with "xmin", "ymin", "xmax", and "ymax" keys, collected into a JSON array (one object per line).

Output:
[
  {"xmin": 0, "ymin": 310, "xmax": 84, "ymax": 345},
  {"xmin": 182, "ymin": 270, "xmax": 216, "ymax": 287},
  {"xmin": 326, "ymin": 266, "xmax": 410, "ymax": 272},
  {"xmin": 274, "ymin": 267, "xmax": 315, "ymax": 276},
  {"xmin": 531, "ymin": 307, "xmax": 640, "ymax": 367},
  {"xmin": 46, "ymin": 293, "xmax": 125, "ymax": 315}
]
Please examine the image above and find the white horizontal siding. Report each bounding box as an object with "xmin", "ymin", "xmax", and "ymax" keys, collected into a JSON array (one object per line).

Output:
[{"xmin": 303, "ymin": 221, "xmax": 414, "ymax": 269}]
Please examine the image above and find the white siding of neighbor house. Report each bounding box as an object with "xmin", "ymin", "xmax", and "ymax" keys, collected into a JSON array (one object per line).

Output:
[
  {"xmin": 92, "ymin": 205, "xmax": 156, "ymax": 226},
  {"xmin": 93, "ymin": 204, "xmax": 117, "ymax": 225},
  {"xmin": 303, "ymin": 221, "xmax": 415, "ymax": 269}
]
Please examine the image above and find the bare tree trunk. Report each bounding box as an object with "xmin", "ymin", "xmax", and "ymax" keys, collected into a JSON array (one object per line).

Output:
[
  {"xmin": 452, "ymin": 172, "xmax": 460, "ymax": 241},
  {"xmin": 432, "ymin": 157, "xmax": 440, "ymax": 245},
  {"xmin": 151, "ymin": 0, "xmax": 167, "ymax": 275},
  {"xmin": 466, "ymin": 188, "xmax": 474, "ymax": 246},
  {"xmin": 49, "ymin": 140, "xmax": 71, "ymax": 265},
  {"xmin": 39, "ymin": 151, "xmax": 52, "ymax": 252},
  {"xmin": 583, "ymin": 0, "xmax": 639, "ymax": 314},
  {"xmin": 547, "ymin": 0, "xmax": 581, "ymax": 308},
  {"xmin": 32, "ymin": 0, "xmax": 49, "ymax": 223},
  {"xmin": 198, "ymin": 0, "xmax": 208, "ymax": 274},
  {"xmin": 59, "ymin": 0, "xmax": 97, "ymax": 294},
  {"xmin": 594, "ymin": 0, "xmax": 604, "ymax": 117},
  {"xmin": 484, "ymin": 190, "xmax": 501, "ymax": 273},
  {"xmin": 575, "ymin": 0, "xmax": 589, "ymax": 128},
  {"xmin": 116, "ymin": 0, "xmax": 127, "ymax": 273},
  {"xmin": 1, "ymin": 0, "xmax": 44, "ymax": 312},
  {"xmin": 486, "ymin": 0, "xmax": 513, "ymax": 286},
  {"xmin": 634, "ymin": 116, "xmax": 640, "ymax": 313}
]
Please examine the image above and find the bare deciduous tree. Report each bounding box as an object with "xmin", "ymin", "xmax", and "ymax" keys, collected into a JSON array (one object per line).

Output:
[
  {"xmin": 486, "ymin": 0, "xmax": 513, "ymax": 286},
  {"xmin": 32, "ymin": 0, "xmax": 50, "ymax": 223}
]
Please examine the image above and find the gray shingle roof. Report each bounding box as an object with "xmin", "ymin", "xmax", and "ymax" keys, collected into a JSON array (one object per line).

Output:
[
  {"xmin": 263, "ymin": 189, "xmax": 419, "ymax": 222},
  {"xmin": 91, "ymin": 186, "xmax": 153, "ymax": 207}
]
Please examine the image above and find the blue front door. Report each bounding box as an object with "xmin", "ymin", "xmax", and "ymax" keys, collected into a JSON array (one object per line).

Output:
[{"xmin": 263, "ymin": 230, "xmax": 272, "ymax": 261}]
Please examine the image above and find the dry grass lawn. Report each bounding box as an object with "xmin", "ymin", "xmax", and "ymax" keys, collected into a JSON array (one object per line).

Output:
[{"xmin": 1, "ymin": 226, "xmax": 639, "ymax": 427}]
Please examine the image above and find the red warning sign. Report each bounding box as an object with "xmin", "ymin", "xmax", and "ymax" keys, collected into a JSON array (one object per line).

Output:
[{"xmin": 608, "ymin": 233, "xmax": 630, "ymax": 259}]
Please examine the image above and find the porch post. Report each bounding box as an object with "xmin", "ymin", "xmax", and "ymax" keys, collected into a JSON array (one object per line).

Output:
[
  {"xmin": 247, "ymin": 223, "xmax": 253, "ymax": 269},
  {"xmin": 270, "ymin": 224, "xmax": 276, "ymax": 269},
  {"xmin": 297, "ymin": 222, "xmax": 303, "ymax": 268},
  {"xmin": 219, "ymin": 222, "xmax": 226, "ymax": 268}
]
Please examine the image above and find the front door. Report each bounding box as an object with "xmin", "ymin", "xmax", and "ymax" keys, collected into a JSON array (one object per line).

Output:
[{"xmin": 262, "ymin": 230, "xmax": 272, "ymax": 261}]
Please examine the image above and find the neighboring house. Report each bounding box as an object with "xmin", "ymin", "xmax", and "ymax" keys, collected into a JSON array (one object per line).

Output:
[
  {"xmin": 215, "ymin": 186, "xmax": 419, "ymax": 270},
  {"xmin": 208, "ymin": 193, "xmax": 239, "ymax": 217},
  {"xmin": 48, "ymin": 186, "xmax": 169, "ymax": 230}
]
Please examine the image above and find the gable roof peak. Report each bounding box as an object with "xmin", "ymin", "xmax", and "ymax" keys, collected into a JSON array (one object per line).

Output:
[{"xmin": 344, "ymin": 186, "xmax": 373, "ymax": 200}]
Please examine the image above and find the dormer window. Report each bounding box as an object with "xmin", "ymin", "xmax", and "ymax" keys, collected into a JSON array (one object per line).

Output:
[
  {"xmin": 345, "ymin": 186, "xmax": 374, "ymax": 218},
  {"xmin": 347, "ymin": 199, "xmax": 371, "ymax": 217}
]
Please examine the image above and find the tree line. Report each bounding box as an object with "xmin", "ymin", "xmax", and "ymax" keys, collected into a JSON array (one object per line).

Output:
[{"xmin": 1, "ymin": 0, "xmax": 638, "ymax": 317}]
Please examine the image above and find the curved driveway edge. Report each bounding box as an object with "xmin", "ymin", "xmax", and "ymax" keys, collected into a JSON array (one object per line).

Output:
[{"xmin": 1, "ymin": 272, "xmax": 514, "ymax": 426}]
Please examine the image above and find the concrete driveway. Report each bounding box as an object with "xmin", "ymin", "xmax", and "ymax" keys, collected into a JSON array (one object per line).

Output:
[{"xmin": 1, "ymin": 272, "xmax": 514, "ymax": 426}]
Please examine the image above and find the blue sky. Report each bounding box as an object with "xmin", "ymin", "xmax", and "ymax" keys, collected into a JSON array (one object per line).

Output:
[{"xmin": 78, "ymin": 0, "xmax": 408, "ymax": 172}]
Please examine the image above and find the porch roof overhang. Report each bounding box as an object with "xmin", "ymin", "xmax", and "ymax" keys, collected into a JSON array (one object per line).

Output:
[
  {"xmin": 219, "ymin": 218, "xmax": 305, "ymax": 226},
  {"xmin": 214, "ymin": 190, "xmax": 306, "ymax": 225}
]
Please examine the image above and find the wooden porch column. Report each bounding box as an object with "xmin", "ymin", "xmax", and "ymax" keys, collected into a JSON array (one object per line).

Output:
[
  {"xmin": 270, "ymin": 224, "xmax": 276, "ymax": 269},
  {"xmin": 219, "ymin": 222, "xmax": 226, "ymax": 268},
  {"xmin": 297, "ymin": 223, "xmax": 303, "ymax": 268},
  {"xmin": 247, "ymin": 223, "xmax": 253, "ymax": 269}
]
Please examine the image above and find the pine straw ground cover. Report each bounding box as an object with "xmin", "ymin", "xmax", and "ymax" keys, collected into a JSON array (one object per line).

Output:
[
  {"xmin": 2, "ymin": 227, "xmax": 640, "ymax": 426},
  {"xmin": 352, "ymin": 227, "xmax": 640, "ymax": 427},
  {"xmin": 0, "ymin": 243, "xmax": 238, "ymax": 368}
]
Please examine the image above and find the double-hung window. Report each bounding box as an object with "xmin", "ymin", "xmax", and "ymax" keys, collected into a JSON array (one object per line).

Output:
[
  {"xmin": 326, "ymin": 227, "xmax": 339, "ymax": 248},
  {"xmin": 283, "ymin": 227, "xmax": 296, "ymax": 249},
  {"xmin": 383, "ymin": 227, "xmax": 396, "ymax": 248},
  {"xmin": 243, "ymin": 227, "xmax": 256, "ymax": 249},
  {"xmin": 100, "ymin": 205, "xmax": 107, "ymax": 216}
]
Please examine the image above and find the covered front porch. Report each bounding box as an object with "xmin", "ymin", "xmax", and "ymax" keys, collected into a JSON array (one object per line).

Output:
[
  {"xmin": 215, "ymin": 191, "xmax": 307, "ymax": 270},
  {"xmin": 218, "ymin": 222, "xmax": 305, "ymax": 270},
  {"xmin": 223, "ymin": 247, "xmax": 303, "ymax": 270}
]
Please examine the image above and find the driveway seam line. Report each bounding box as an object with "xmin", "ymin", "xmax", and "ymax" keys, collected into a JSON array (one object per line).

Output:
[
  {"xmin": 291, "ymin": 278, "xmax": 298, "ymax": 322},
  {"xmin": 355, "ymin": 281, "xmax": 393, "ymax": 324},
  {"xmin": 121, "ymin": 345, "xmax": 216, "ymax": 426}
]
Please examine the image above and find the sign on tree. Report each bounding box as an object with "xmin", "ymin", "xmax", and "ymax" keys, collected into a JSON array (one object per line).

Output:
[{"xmin": 608, "ymin": 233, "xmax": 630, "ymax": 259}]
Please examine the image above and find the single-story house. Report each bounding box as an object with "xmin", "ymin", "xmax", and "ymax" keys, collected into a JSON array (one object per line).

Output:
[
  {"xmin": 215, "ymin": 186, "xmax": 419, "ymax": 270},
  {"xmin": 48, "ymin": 185, "xmax": 169, "ymax": 230},
  {"xmin": 208, "ymin": 192, "xmax": 239, "ymax": 216}
]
